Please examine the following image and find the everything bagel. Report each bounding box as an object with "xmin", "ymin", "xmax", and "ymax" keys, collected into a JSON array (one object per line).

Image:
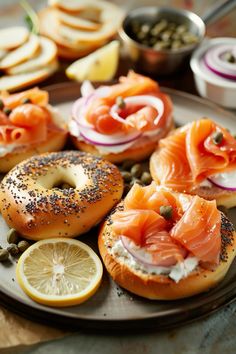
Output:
[{"xmin": 0, "ymin": 151, "xmax": 123, "ymax": 240}]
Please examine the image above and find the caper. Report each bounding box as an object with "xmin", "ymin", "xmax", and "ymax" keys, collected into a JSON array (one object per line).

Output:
[
  {"xmin": 22, "ymin": 97, "xmax": 32, "ymax": 104},
  {"xmin": 182, "ymin": 32, "xmax": 199, "ymax": 44},
  {"xmin": 18, "ymin": 240, "xmax": 30, "ymax": 253},
  {"xmin": 3, "ymin": 107, "xmax": 12, "ymax": 116},
  {"xmin": 130, "ymin": 178, "xmax": 142, "ymax": 186},
  {"xmin": 160, "ymin": 205, "xmax": 173, "ymax": 220},
  {"xmin": 141, "ymin": 172, "xmax": 152, "ymax": 185},
  {"xmin": 141, "ymin": 24, "xmax": 151, "ymax": 34},
  {"xmin": 0, "ymin": 99, "xmax": 4, "ymax": 110},
  {"xmin": 151, "ymin": 19, "xmax": 168, "ymax": 36},
  {"xmin": 171, "ymin": 40, "xmax": 182, "ymax": 49},
  {"xmin": 176, "ymin": 25, "xmax": 187, "ymax": 34},
  {"xmin": 0, "ymin": 249, "xmax": 9, "ymax": 262},
  {"xmin": 130, "ymin": 164, "xmax": 143, "ymax": 178},
  {"xmin": 153, "ymin": 41, "xmax": 169, "ymax": 50},
  {"xmin": 116, "ymin": 96, "xmax": 126, "ymax": 109},
  {"xmin": 123, "ymin": 184, "xmax": 131, "ymax": 196},
  {"xmin": 122, "ymin": 159, "xmax": 135, "ymax": 171},
  {"xmin": 121, "ymin": 171, "xmax": 132, "ymax": 183},
  {"xmin": 212, "ymin": 131, "xmax": 223, "ymax": 145},
  {"xmin": 7, "ymin": 244, "xmax": 19, "ymax": 256},
  {"xmin": 172, "ymin": 32, "xmax": 181, "ymax": 40},
  {"xmin": 161, "ymin": 30, "xmax": 172, "ymax": 42},
  {"xmin": 223, "ymin": 52, "xmax": 235, "ymax": 63},
  {"xmin": 7, "ymin": 228, "xmax": 19, "ymax": 244}
]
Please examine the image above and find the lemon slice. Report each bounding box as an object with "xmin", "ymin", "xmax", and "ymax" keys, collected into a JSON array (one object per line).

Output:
[
  {"xmin": 16, "ymin": 238, "xmax": 103, "ymax": 307},
  {"xmin": 66, "ymin": 40, "xmax": 120, "ymax": 81}
]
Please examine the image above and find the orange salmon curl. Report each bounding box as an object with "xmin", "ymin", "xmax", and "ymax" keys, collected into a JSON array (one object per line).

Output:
[{"xmin": 9, "ymin": 104, "xmax": 50, "ymax": 128}]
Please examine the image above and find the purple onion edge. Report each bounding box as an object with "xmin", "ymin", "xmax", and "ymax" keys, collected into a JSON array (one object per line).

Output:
[{"xmin": 207, "ymin": 177, "xmax": 236, "ymax": 191}]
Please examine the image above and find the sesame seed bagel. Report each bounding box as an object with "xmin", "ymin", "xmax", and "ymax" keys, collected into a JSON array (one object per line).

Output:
[
  {"xmin": 0, "ymin": 151, "xmax": 123, "ymax": 240},
  {"xmin": 98, "ymin": 211, "xmax": 236, "ymax": 300}
]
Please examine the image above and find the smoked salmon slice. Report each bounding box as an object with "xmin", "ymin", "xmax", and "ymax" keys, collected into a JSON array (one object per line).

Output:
[
  {"xmin": 112, "ymin": 209, "xmax": 187, "ymax": 267},
  {"xmin": 170, "ymin": 196, "xmax": 221, "ymax": 266},
  {"xmin": 84, "ymin": 71, "xmax": 172, "ymax": 135},
  {"xmin": 150, "ymin": 119, "xmax": 236, "ymax": 192},
  {"xmin": 111, "ymin": 183, "xmax": 222, "ymax": 268},
  {"xmin": 0, "ymin": 88, "xmax": 61, "ymax": 148}
]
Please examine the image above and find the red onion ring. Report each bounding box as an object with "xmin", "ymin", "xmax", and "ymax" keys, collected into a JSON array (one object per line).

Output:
[
  {"xmin": 79, "ymin": 127, "xmax": 142, "ymax": 147},
  {"xmin": 204, "ymin": 44, "xmax": 236, "ymax": 80},
  {"xmin": 80, "ymin": 80, "xmax": 95, "ymax": 97},
  {"xmin": 208, "ymin": 170, "xmax": 236, "ymax": 191},
  {"xmin": 71, "ymin": 97, "xmax": 94, "ymax": 129}
]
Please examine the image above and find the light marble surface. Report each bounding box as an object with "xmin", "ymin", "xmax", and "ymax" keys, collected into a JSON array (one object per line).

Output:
[{"xmin": 0, "ymin": 1, "xmax": 236, "ymax": 353}]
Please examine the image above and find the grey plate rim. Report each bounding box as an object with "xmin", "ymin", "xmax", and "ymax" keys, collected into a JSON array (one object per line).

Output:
[{"xmin": 0, "ymin": 81, "xmax": 235, "ymax": 330}]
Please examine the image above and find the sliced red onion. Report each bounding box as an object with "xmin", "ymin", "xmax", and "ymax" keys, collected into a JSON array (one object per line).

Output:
[
  {"xmin": 80, "ymin": 80, "xmax": 95, "ymax": 97},
  {"xmin": 208, "ymin": 170, "xmax": 236, "ymax": 191},
  {"xmin": 72, "ymin": 97, "xmax": 94, "ymax": 129},
  {"xmin": 110, "ymin": 95, "xmax": 164, "ymax": 126},
  {"xmin": 204, "ymin": 44, "xmax": 236, "ymax": 80},
  {"xmin": 79, "ymin": 126, "xmax": 142, "ymax": 147},
  {"xmin": 120, "ymin": 236, "xmax": 184, "ymax": 268}
]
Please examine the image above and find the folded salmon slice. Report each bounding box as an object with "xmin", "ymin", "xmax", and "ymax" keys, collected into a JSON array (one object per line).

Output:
[
  {"xmin": 112, "ymin": 209, "xmax": 186, "ymax": 267},
  {"xmin": 124, "ymin": 182, "xmax": 183, "ymax": 222},
  {"xmin": 0, "ymin": 89, "xmax": 59, "ymax": 148},
  {"xmin": 151, "ymin": 119, "xmax": 236, "ymax": 192},
  {"xmin": 171, "ymin": 196, "xmax": 221, "ymax": 266},
  {"xmin": 84, "ymin": 71, "xmax": 172, "ymax": 135},
  {"xmin": 112, "ymin": 183, "xmax": 222, "ymax": 268}
]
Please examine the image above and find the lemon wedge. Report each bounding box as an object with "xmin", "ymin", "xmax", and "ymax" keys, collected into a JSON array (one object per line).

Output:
[
  {"xmin": 16, "ymin": 238, "xmax": 103, "ymax": 307},
  {"xmin": 66, "ymin": 40, "xmax": 120, "ymax": 81}
]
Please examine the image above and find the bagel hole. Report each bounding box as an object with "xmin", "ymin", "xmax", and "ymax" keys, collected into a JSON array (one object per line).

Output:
[{"xmin": 52, "ymin": 180, "xmax": 75, "ymax": 190}]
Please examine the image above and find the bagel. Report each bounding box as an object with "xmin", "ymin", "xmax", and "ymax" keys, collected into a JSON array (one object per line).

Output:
[
  {"xmin": 0, "ymin": 87, "xmax": 67, "ymax": 172},
  {"xmin": 98, "ymin": 187, "xmax": 236, "ymax": 300},
  {"xmin": 0, "ymin": 151, "xmax": 123, "ymax": 240},
  {"xmin": 70, "ymin": 72, "xmax": 174, "ymax": 163}
]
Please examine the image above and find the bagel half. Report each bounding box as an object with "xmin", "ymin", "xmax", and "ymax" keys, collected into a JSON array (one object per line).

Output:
[{"xmin": 98, "ymin": 211, "xmax": 236, "ymax": 300}]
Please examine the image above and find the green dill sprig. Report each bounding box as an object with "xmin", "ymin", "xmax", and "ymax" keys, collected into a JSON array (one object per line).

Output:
[{"xmin": 20, "ymin": 0, "xmax": 39, "ymax": 35}]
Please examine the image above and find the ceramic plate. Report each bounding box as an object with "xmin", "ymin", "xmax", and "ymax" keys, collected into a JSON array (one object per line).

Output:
[{"xmin": 0, "ymin": 83, "xmax": 235, "ymax": 331}]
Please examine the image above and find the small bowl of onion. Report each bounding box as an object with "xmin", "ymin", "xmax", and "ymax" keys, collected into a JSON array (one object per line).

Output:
[
  {"xmin": 190, "ymin": 37, "xmax": 236, "ymax": 109},
  {"xmin": 119, "ymin": 6, "xmax": 205, "ymax": 75}
]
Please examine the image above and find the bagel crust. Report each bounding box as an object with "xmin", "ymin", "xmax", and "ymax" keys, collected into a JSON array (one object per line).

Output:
[
  {"xmin": 0, "ymin": 151, "xmax": 123, "ymax": 240},
  {"xmin": 98, "ymin": 211, "xmax": 236, "ymax": 300},
  {"xmin": 71, "ymin": 120, "xmax": 174, "ymax": 164},
  {"xmin": 0, "ymin": 130, "xmax": 67, "ymax": 173}
]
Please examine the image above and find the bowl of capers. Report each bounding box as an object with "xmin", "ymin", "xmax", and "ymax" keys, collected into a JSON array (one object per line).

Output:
[{"xmin": 119, "ymin": 6, "xmax": 205, "ymax": 75}]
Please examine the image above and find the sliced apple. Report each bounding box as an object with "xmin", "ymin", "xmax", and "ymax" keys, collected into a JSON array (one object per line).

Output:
[
  {"xmin": 0, "ymin": 34, "xmax": 40, "ymax": 70},
  {"xmin": 56, "ymin": 9, "xmax": 101, "ymax": 31},
  {"xmin": 0, "ymin": 27, "xmax": 29, "ymax": 50},
  {"xmin": 7, "ymin": 37, "xmax": 57, "ymax": 75},
  {"xmin": 0, "ymin": 61, "xmax": 58, "ymax": 92}
]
